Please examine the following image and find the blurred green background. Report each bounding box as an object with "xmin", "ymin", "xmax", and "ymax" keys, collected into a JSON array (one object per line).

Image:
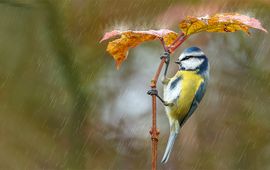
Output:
[{"xmin": 0, "ymin": 0, "xmax": 269, "ymax": 169}]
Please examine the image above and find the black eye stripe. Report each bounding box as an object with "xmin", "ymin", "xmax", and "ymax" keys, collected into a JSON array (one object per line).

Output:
[{"xmin": 181, "ymin": 55, "xmax": 193, "ymax": 61}]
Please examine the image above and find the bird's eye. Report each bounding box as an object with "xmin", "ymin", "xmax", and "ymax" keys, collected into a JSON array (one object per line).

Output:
[{"xmin": 181, "ymin": 55, "xmax": 193, "ymax": 61}]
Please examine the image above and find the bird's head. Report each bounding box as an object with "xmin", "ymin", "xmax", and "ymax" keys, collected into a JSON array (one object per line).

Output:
[{"xmin": 175, "ymin": 47, "xmax": 209, "ymax": 74}]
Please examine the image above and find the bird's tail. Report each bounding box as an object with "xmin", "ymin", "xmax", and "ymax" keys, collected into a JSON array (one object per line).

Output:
[{"xmin": 161, "ymin": 120, "xmax": 179, "ymax": 164}]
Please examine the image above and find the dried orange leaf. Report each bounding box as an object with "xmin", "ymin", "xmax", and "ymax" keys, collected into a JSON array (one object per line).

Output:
[
  {"xmin": 100, "ymin": 29, "xmax": 178, "ymax": 69},
  {"xmin": 179, "ymin": 13, "xmax": 268, "ymax": 35},
  {"xmin": 99, "ymin": 30, "xmax": 121, "ymax": 42}
]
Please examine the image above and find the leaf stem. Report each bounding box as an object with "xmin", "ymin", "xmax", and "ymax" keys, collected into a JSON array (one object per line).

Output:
[
  {"xmin": 168, "ymin": 33, "xmax": 189, "ymax": 53},
  {"xmin": 159, "ymin": 38, "xmax": 168, "ymax": 52}
]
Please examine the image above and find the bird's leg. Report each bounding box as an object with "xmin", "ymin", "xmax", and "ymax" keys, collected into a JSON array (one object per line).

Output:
[
  {"xmin": 147, "ymin": 89, "xmax": 173, "ymax": 106},
  {"xmin": 147, "ymin": 89, "xmax": 165, "ymax": 104},
  {"xmin": 160, "ymin": 51, "xmax": 170, "ymax": 77},
  {"xmin": 160, "ymin": 52, "xmax": 170, "ymax": 85}
]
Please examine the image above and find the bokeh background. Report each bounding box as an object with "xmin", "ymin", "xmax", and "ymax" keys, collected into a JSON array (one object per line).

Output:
[{"xmin": 0, "ymin": 0, "xmax": 270, "ymax": 169}]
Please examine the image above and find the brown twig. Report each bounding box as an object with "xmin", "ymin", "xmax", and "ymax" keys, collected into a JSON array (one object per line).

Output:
[{"xmin": 149, "ymin": 33, "xmax": 188, "ymax": 170}]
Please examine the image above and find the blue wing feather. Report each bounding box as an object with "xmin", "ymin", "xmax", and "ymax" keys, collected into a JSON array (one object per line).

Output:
[{"xmin": 179, "ymin": 81, "xmax": 206, "ymax": 127}]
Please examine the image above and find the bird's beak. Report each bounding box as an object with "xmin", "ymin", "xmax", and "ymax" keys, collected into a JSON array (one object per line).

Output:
[{"xmin": 175, "ymin": 60, "xmax": 180, "ymax": 65}]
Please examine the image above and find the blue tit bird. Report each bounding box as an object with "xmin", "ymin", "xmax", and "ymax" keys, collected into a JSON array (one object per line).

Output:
[{"xmin": 148, "ymin": 47, "xmax": 209, "ymax": 163}]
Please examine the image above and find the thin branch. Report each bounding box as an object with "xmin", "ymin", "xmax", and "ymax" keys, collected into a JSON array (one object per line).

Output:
[
  {"xmin": 169, "ymin": 33, "xmax": 189, "ymax": 53},
  {"xmin": 159, "ymin": 38, "xmax": 168, "ymax": 52},
  {"xmin": 149, "ymin": 33, "xmax": 188, "ymax": 170}
]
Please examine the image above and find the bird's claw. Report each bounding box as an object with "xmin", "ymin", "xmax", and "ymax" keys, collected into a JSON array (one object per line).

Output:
[
  {"xmin": 147, "ymin": 89, "xmax": 173, "ymax": 107},
  {"xmin": 164, "ymin": 102, "xmax": 174, "ymax": 107},
  {"xmin": 160, "ymin": 52, "xmax": 170, "ymax": 64},
  {"xmin": 147, "ymin": 89, "xmax": 158, "ymax": 96}
]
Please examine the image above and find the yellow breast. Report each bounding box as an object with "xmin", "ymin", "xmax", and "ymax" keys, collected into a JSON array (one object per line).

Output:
[{"xmin": 170, "ymin": 70, "xmax": 204, "ymax": 120}]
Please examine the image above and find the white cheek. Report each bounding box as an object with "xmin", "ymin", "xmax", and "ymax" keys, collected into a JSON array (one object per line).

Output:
[{"xmin": 181, "ymin": 58, "xmax": 203, "ymax": 70}]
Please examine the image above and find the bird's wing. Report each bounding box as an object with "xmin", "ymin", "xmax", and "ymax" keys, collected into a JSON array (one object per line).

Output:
[
  {"xmin": 179, "ymin": 81, "xmax": 206, "ymax": 127},
  {"xmin": 164, "ymin": 75, "xmax": 182, "ymax": 105}
]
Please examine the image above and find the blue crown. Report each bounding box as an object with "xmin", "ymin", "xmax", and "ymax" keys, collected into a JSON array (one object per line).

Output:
[{"xmin": 184, "ymin": 46, "xmax": 202, "ymax": 53}]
